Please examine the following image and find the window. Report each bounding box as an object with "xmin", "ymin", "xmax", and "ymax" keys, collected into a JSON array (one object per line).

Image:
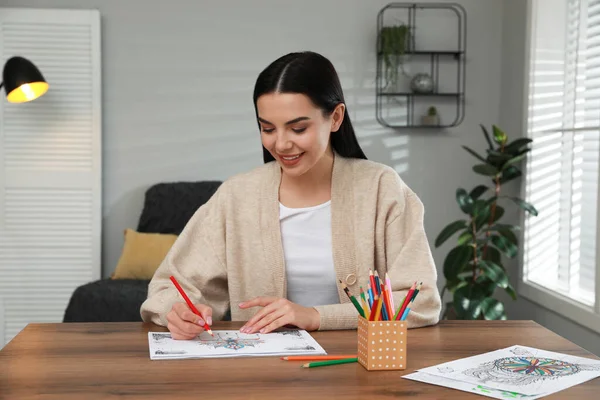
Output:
[{"xmin": 522, "ymin": 0, "xmax": 600, "ymax": 333}]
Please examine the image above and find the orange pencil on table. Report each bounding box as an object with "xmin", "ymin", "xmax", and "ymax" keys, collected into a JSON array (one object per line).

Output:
[
  {"xmin": 169, "ymin": 275, "xmax": 214, "ymax": 336},
  {"xmin": 281, "ymin": 355, "xmax": 357, "ymax": 361}
]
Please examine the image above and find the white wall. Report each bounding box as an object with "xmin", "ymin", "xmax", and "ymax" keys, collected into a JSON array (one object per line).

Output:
[
  {"xmin": 5, "ymin": 0, "xmax": 504, "ymax": 282},
  {"xmin": 499, "ymin": 0, "xmax": 600, "ymax": 356}
]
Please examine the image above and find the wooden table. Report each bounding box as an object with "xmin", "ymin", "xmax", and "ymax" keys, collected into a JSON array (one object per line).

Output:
[{"xmin": 0, "ymin": 320, "xmax": 598, "ymax": 399}]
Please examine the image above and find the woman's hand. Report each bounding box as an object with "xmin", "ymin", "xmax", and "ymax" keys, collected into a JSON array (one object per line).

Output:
[
  {"xmin": 238, "ymin": 297, "xmax": 320, "ymax": 334},
  {"xmin": 166, "ymin": 302, "xmax": 213, "ymax": 340}
]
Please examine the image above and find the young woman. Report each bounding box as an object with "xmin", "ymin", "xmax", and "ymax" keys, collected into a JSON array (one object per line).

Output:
[{"xmin": 140, "ymin": 51, "xmax": 441, "ymax": 339}]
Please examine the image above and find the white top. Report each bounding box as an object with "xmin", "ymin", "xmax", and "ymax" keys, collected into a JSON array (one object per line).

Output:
[{"xmin": 279, "ymin": 200, "xmax": 340, "ymax": 308}]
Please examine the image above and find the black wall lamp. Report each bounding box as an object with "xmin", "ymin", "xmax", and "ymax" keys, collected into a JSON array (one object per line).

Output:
[{"xmin": 1, "ymin": 56, "xmax": 48, "ymax": 103}]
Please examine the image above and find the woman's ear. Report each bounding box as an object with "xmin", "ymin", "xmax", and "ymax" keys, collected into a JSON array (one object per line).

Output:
[{"xmin": 331, "ymin": 103, "xmax": 346, "ymax": 132}]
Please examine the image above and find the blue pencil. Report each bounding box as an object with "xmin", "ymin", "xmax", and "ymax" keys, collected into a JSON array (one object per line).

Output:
[{"xmin": 400, "ymin": 307, "xmax": 411, "ymax": 321}]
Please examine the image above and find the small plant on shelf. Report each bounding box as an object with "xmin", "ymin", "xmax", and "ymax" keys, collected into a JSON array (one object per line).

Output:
[
  {"xmin": 421, "ymin": 106, "xmax": 439, "ymax": 126},
  {"xmin": 380, "ymin": 23, "xmax": 411, "ymax": 89}
]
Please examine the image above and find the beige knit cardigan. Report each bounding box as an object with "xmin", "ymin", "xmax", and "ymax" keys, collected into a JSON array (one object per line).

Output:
[{"xmin": 140, "ymin": 153, "xmax": 442, "ymax": 330}]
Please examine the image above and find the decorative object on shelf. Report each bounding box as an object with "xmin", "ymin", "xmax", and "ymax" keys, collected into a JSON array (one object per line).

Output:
[
  {"xmin": 434, "ymin": 125, "xmax": 538, "ymax": 320},
  {"xmin": 380, "ymin": 23, "xmax": 412, "ymax": 90},
  {"xmin": 410, "ymin": 72, "xmax": 434, "ymax": 94},
  {"xmin": 375, "ymin": 3, "xmax": 466, "ymax": 129},
  {"xmin": 421, "ymin": 106, "xmax": 439, "ymax": 126},
  {"xmin": 1, "ymin": 56, "xmax": 49, "ymax": 103}
]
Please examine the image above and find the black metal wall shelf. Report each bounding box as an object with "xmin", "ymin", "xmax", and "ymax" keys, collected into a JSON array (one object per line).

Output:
[{"xmin": 376, "ymin": 3, "xmax": 467, "ymax": 129}]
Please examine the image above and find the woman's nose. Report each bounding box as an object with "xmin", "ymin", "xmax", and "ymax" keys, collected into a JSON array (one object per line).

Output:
[{"xmin": 275, "ymin": 132, "xmax": 293, "ymax": 152}]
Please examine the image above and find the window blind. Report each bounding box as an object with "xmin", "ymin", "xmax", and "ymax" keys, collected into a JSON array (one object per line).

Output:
[{"xmin": 524, "ymin": 0, "xmax": 599, "ymax": 307}]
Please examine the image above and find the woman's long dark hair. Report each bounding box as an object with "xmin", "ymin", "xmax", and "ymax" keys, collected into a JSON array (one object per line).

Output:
[{"xmin": 253, "ymin": 51, "xmax": 367, "ymax": 163}]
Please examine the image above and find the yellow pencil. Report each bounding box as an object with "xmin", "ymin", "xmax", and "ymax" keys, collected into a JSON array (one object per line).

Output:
[{"xmin": 373, "ymin": 294, "xmax": 383, "ymax": 321}]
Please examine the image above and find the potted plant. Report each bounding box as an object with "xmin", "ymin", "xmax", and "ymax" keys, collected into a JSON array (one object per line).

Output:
[
  {"xmin": 421, "ymin": 106, "xmax": 439, "ymax": 126},
  {"xmin": 434, "ymin": 125, "xmax": 538, "ymax": 320},
  {"xmin": 380, "ymin": 23, "xmax": 411, "ymax": 90}
]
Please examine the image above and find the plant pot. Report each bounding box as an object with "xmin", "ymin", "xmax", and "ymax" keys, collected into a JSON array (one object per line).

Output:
[{"xmin": 421, "ymin": 114, "xmax": 440, "ymax": 126}]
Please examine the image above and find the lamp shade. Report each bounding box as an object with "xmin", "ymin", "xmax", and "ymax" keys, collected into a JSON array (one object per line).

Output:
[{"xmin": 2, "ymin": 56, "xmax": 49, "ymax": 103}]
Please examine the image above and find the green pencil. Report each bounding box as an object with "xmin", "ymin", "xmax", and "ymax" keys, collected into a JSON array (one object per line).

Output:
[
  {"xmin": 339, "ymin": 280, "xmax": 365, "ymax": 318},
  {"xmin": 301, "ymin": 358, "xmax": 359, "ymax": 368}
]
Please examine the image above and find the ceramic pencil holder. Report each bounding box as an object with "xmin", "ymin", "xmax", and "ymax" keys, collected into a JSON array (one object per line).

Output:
[{"xmin": 357, "ymin": 316, "xmax": 407, "ymax": 371}]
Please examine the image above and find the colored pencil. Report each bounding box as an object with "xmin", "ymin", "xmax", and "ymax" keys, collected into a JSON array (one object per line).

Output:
[
  {"xmin": 169, "ymin": 275, "xmax": 214, "ymax": 336},
  {"xmin": 393, "ymin": 291, "xmax": 408, "ymax": 320},
  {"xmin": 301, "ymin": 358, "xmax": 359, "ymax": 368},
  {"xmin": 411, "ymin": 282, "xmax": 423, "ymax": 303},
  {"xmin": 368, "ymin": 270, "xmax": 378, "ymax": 302},
  {"xmin": 400, "ymin": 307, "xmax": 411, "ymax": 321},
  {"xmin": 367, "ymin": 288, "xmax": 374, "ymax": 308},
  {"xmin": 379, "ymin": 283, "xmax": 389, "ymax": 320},
  {"xmin": 385, "ymin": 273, "xmax": 395, "ymax": 314},
  {"xmin": 395, "ymin": 282, "xmax": 417, "ymax": 321},
  {"xmin": 382, "ymin": 283, "xmax": 394, "ymax": 321},
  {"xmin": 339, "ymin": 280, "xmax": 365, "ymax": 318},
  {"xmin": 359, "ymin": 287, "xmax": 370, "ymax": 316},
  {"xmin": 369, "ymin": 294, "xmax": 380, "ymax": 321},
  {"xmin": 282, "ymin": 355, "xmax": 357, "ymax": 361},
  {"xmin": 373, "ymin": 294, "xmax": 384, "ymax": 321},
  {"xmin": 374, "ymin": 271, "xmax": 381, "ymax": 295}
]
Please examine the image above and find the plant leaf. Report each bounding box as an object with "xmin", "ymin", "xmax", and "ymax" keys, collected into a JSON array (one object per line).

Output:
[
  {"xmin": 478, "ymin": 260, "xmax": 509, "ymax": 288},
  {"xmin": 510, "ymin": 197, "xmax": 539, "ymax": 216},
  {"xmin": 486, "ymin": 150, "xmax": 512, "ymax": 166},
  {"xmin": 480, "ymin": 298, "xmax": 506, "ymax": 320},
  {"xmin": 462, "ymin": 145, "xmax": 488, "ymax": 163},
  {"xmin": 492, "ymin": 125, "xmax": 508, "ymax": 145},
  {"xmin": 456, "ymin": 188, "xmax": 474, "ymax": 214},
  {"xmin": 499, "ymin": 166, "xmax": 522, "ymax": 184},
  {"xmin": 488, "ymin": 223, "xmax": 521, "ymax": 232},
  {"xmin": 490, "ymin": 205, "xmax": 505, "ymax": 224},
  {"xmin": 435, "ymin": 220, "xmax": 468, "ymax": 247},
  {"xmin": 497, "ymin": 228, "xmax": 518, "ymax": 246},
  {"xmin": 457, "ymin": 231, "xmax": 473, "ymax": 245},
  {"xmin": 446, "ymin": 278, "xmax": 469, "ymax": 293},
  {"xmin": 474, "ymin": 206, "xmax": 491, "ymax": 231},
  {"xmin": 504, "ymin": 138, "xmax": 532, "ymax": 154},
  {"xmin": 505, "ymin": 283, "xmax": 517, "ymax": 300},
  {"xmin": 473, "ymin": 164, "xmax": 498, "ymax": 176},
  {"xmin": 443, "ymin": 245, "xmax": 473, "ymax": 281},
  {"xmin": 480, "ymin": 124, "xmax": 494, "ymax": 150},
  {"xmin": 453, "ymin": 285, "xmax": 486, "ymax": 320},
  {"xmin": 482, "ymin": 246, "xmax": 502, "ymax": 264},
  {"xmin": 502, "ymin": 153, "xmax": 527, "ymax": 170},
  {"xmin": 469, "ymin": 185, "xmax": 489, "ymax": 200},
  {"xmin": 491, "ymin": 234, "xmax": 518, "ymax": 258}
]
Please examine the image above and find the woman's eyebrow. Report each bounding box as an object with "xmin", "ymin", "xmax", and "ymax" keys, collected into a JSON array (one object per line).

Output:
[{"xmin": 258, "ymin": 116, "xmax": 311, "ymax": 125}]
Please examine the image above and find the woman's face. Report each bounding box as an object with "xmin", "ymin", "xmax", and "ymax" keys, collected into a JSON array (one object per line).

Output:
[{"xmin": 257, "ymin": 92, "xmax": 344, "ymax": 178}]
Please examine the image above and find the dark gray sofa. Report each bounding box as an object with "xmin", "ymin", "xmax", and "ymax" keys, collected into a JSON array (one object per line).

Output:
[{"xmin": 63, "ymin": 181, "xmax": 223, "ymax": 323}]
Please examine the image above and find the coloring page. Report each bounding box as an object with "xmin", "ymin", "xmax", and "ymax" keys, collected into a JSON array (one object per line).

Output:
[
  {"xmin": 417, "ymin": 345, "xmax": 600, "ymax": 396},
  {"xmin": 148, "ymin": 330, "xmax": 326, "ymax": 360}
]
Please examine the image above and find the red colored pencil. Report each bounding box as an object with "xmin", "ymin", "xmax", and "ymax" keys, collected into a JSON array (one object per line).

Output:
[
  {"xmin": 169, "ymin": 275, "xmax": 214, "ymax": 336},
  {"xmin": 369, "ymin": 270, "xmax": 377, "ymax": 297},
  {"xmin": 395, "ymin": 282, "xmax": 417, "ymax": 321},
  {"xmin": 368, "ymin": 294, "xmax": 380, "ymax": 321}
]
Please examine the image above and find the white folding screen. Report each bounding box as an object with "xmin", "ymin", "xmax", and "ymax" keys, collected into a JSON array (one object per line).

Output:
[{"xmin": 0, "ymin": 8, "xmax": 101, "ymax": 347}]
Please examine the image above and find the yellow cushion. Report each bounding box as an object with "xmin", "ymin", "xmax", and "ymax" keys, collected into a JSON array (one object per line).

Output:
[{"xmin": 112, "ymin": 229, "xmax": 178, "ymax": 280}]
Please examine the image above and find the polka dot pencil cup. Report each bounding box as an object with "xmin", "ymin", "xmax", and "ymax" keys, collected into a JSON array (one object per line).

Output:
[{"xmin": 357, "ymin": 316, "xmax": 407, "ymax": 371}]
